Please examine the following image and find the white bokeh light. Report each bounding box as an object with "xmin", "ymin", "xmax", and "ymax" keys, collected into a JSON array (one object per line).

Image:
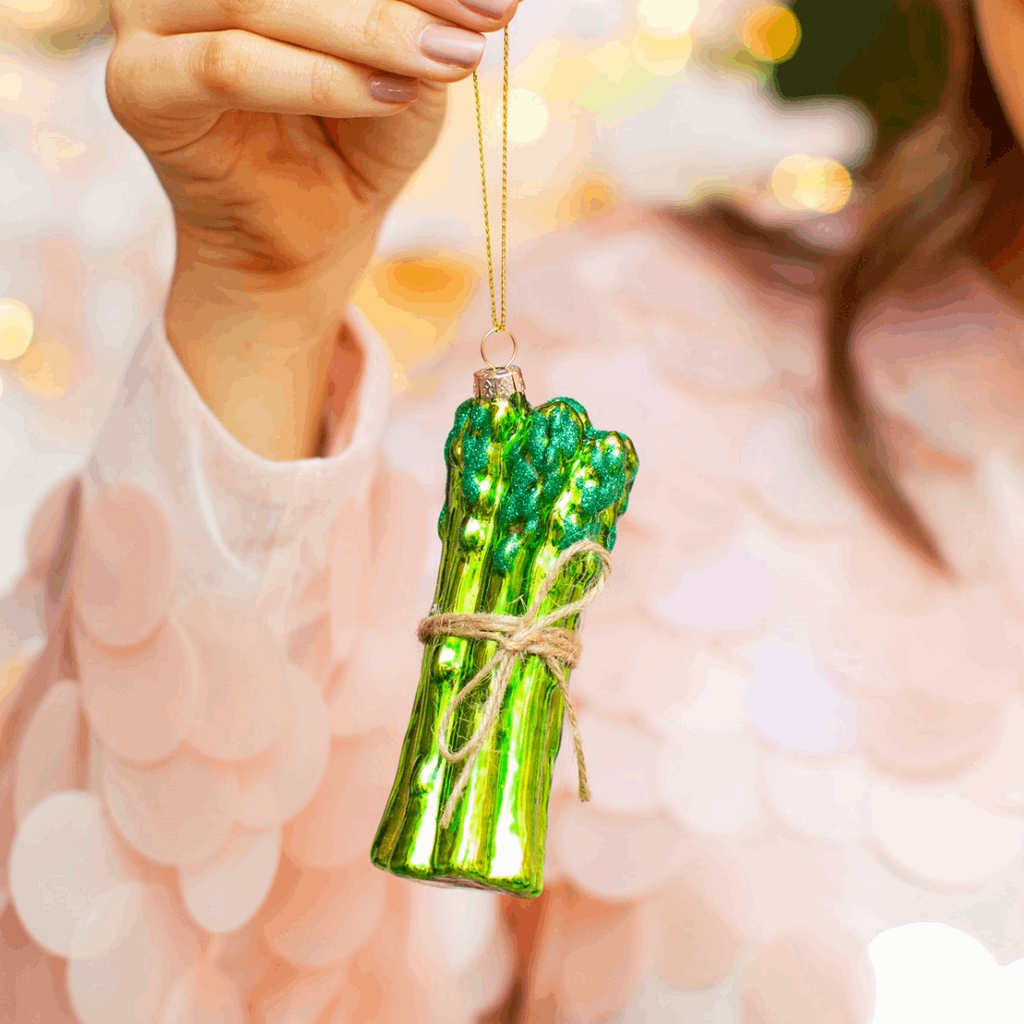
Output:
[
  {"xmin": 637, "ymin": 0, "xmax": 700, "ymax": 36},
  {"xmin": 502, "ymin": 88, "xmax": 550, "ymax": 145}
]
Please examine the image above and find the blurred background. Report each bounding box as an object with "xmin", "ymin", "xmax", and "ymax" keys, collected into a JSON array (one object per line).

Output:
[{"xmin": 0, "ymin": 1, "xmax": 1022, "ymax": 1020}]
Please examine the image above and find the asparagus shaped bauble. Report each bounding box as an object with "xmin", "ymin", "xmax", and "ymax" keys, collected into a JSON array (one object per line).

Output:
[{"xmin": 371, "ymin": 365, "xmax": 638, "ymax": 897}]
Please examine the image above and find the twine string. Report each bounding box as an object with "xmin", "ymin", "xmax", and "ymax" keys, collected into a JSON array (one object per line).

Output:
[{"xmin": 417, "ymin": 539, "xmax": 612, "ymax": 829}]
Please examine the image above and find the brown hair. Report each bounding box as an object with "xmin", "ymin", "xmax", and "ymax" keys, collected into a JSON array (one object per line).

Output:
[{"xmin": 670, "ymin": 0, "xmax": 1024, "ymax": 574}]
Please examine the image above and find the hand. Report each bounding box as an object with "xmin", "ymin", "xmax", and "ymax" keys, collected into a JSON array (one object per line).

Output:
[
  {"xmin": 107, "ymin": 0, "xmax": 517, "ymax": 281},
  {"xmin": 105, "ymin": 0, "xmax": 519, "ymax": 460}
]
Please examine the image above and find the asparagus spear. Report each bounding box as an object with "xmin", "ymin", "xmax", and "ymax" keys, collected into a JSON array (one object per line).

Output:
[{"xmin": 370, "ymin": 394, "xmax": 530, "ymax": 881}]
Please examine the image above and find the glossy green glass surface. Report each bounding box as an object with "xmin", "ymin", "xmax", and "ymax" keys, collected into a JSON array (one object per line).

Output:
[{"xmin": 370, "ymin": 388, "xmax": 638, "ymax": 897}]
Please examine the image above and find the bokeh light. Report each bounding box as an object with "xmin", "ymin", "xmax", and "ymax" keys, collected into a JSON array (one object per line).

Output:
[
  {"xmin": 0, "ymin": 0, "xmax": 109, "ymax": 44},
  {"xmin": 770, "ymin": 153, "xmax": 853, "ymax": 213},
  {"xmin": 502, "ymin": 88, "xmax": 550, "ymax": 145},
  {"xmin": 562, "ymin": 177, "xmax": 618, "ymax": 222},
  {"xmin": 380, "ymin": 257, "xmax": 476, "ymax": 319},
  {"xmin": 577, "ymin": 42, "xmax": 649, "ymax": 112},
  {"xmin": 1, "ymin": 0, "xmax": 74, "ymax": 30},
  {"xmin": 0, "ymin": 298, "xmax": 35, "ymax": 361},
  {"xmin": 631, "ymin": 30, "xmax": 693, "ymax": 77},
  {"xmin": 637, "ymin": 0, "xmax": 699, "ymax": 38},
  {"xmin": 353, "ymin": 254, "xmax": 478, "ymax": 391},
  {"xmin": 16, "ymin": 331, "xmax": 75, "ymax": 397},
  {"xmin": 0, "ymin": 73, "xmax": 23, "ymax": 101},
  {"xmin": 588, "ymin": 40, "xmax": 634, "ymax": 80},
  {"xmin": 1, "ymin": 0, "xmax": 63, "ymax": 14},
  {"xmin": 742, "ymin": 5, "xmax": 802, "ymax": 63}
]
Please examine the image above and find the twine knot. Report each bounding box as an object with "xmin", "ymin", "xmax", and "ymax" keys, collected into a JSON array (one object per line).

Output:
[{"xmin": 417, "ymin": 539, "xmax": 612, "ymax": 828}]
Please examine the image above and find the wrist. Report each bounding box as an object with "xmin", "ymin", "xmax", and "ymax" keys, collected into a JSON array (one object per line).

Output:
[
  {"xmin": 164, "ymin": 239, "xmax": 376, "ymax": 462},
  {"xmin": 169, "ymin": 229, "xmax": 376, "ymax": 335},
  {"xmin": 169, "ymin": 204, "xmax": 383, "ymax": 295},
  {"xmin": 165, "ymin": 272, "xmax": 347, "ymax": 359}
]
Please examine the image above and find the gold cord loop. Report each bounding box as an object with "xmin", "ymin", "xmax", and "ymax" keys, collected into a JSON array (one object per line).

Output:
[
  {"xmin": 480, "ymin": 326, "xmax": 518, "ymax": 370},
  {"xmin": 473, "ymin": 27, "xmax": 512, "ymax": 355}
]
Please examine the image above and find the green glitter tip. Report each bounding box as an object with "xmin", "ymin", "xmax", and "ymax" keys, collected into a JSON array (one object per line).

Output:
[{"xmin": 440, "ymin": 392, "xmax": 639, "ymax": 574}]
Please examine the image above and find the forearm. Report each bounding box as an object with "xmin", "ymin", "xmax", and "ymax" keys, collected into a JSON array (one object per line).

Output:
[{"xmin": 164, "ymin": 236, "xmax": 377, "ymax": 461}]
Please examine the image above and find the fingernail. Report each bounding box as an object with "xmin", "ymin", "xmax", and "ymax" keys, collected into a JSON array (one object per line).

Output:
[
  {"xmin": 369, "ymin": 74, "xmax": 420, "ymax": 103},
  {"xmin": 459, "ymin": 0, "xmax": 513, "ymax": 17},
  {"xmin": 419, "ymin": 25, "xmax": 486, "ymax": 68}
]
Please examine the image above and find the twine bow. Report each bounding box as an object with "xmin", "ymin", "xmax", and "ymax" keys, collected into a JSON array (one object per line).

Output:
[{"xmin": 417, "ymin": 539, "xmax": 612, "ymax": 828}]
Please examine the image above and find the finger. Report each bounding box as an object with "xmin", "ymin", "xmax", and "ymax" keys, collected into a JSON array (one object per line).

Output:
[
  {"xmin": 127, "ymin": 0, "xmax": 522, "ymax": 35},
  {"xmin": 394, "ymin": 0, "xmax": 520, "ymax": 32},
  {"xmin": 141, "ymin": 0, "xmax": 494, "ymax": 84},
  {"xmin": 108, "ymin": 29, "xmax": 421, "ymax": 134}
]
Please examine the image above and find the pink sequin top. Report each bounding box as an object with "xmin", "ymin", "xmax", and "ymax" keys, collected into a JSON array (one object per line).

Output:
[{"xmin": 1, "ymin": 205, "xmax": 1022, "ymax": 1023}]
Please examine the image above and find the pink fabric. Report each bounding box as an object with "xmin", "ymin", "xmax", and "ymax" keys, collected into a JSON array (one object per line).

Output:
[{"xmin": 1, "ymin": 205, "xmax": 1023, "ymax": 1022}]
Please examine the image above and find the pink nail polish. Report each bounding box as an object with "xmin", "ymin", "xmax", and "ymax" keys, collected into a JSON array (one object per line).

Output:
[
  {"xmin": 369, "ymin": 74, "xmax": 419, "ymax": 104},
  {"xmin": 459, "ymin": 0, "xmax": 512, "ymax": 17},
  {"xmin": 419, "ymin": 25, "xmax": 486, "ymax": 68}
]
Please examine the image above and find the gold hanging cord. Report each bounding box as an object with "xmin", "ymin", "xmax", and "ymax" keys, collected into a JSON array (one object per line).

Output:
[{"xmin": 474, "ymin": 27, "xmax": 518, "ymax": 370}]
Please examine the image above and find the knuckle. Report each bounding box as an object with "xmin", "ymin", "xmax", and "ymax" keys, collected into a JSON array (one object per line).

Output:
[
  {"xmin": 104, "ymin": 44, "xmax": 132, "ymax": 115},
  {"xmin": 105, "ymin": 40, "xmax": 147, "ymax": 118},
  {"xmin": 105, "ymin": 41, "xmax": 130, "ymax": 92},
  {"xmin": 212, "ymin": 0, "xmax": 267, "ymax": 19},
  {"xmin": 107, "ymin": 0, "xmax": 128, "ymax": 35},
  {"xmin": 308, "ymin": 56, "xmax": 341, "ymax": 109},
  {"xmin": 195, "ymin": 31, "xmax": 247, "ymax": 98},
  {"xmin": 362, "ymin": 0, "xmax": 391, "ymax": 49},
  {"xmin": 107, "ymin": 0, "xmax": 146, "ymax": 37}
]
